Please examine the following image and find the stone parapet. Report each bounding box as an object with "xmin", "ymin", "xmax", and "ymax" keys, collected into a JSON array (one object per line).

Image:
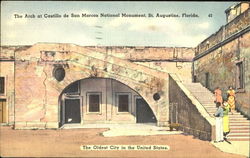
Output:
[{"xmin": 196, "ymin": 8, "xmax": 250, "ymax": 56}]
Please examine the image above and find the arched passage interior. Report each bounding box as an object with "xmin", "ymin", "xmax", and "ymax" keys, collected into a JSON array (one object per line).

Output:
[{"xmin": 59, "ymin": 78, "xmax": 156, "ymax": 127}]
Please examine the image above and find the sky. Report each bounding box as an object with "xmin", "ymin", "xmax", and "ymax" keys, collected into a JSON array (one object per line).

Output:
[{"xmin": 1, "ymin": 1, "xmax": 237, "ymax": 47}]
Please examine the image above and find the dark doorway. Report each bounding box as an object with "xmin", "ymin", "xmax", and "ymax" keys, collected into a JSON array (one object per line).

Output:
[
  {"xmin": 205, "ymin": 72, "xmax": 210, "ymax": 88},
  {"xmin": 193, "ymin": 75, "xmax": 197, "ymax": 83},
  {"xmin": 65, "ymin": 99, "xmax": 81, "ymax": 124},
  {"xmin": 136, "ymin": 98, "xmax": 156, "ymax": 123},
  {"xmin": 236, "ymin": 61, "xmax": 244, "ymax": 89},
  {"xmin": 0, "ymin": 99, "xmax": 7, "ymax": 123}
]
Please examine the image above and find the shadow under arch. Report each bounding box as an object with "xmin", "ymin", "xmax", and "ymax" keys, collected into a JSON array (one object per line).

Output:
[{"xmin": 58, "ymin": 77, "xmax": 157, "ymax": 127}]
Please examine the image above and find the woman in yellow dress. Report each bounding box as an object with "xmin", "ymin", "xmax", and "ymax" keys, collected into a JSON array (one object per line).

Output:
[
  {"xmin": 223, "ymin": 100, "xmax": 230, "ymax": 137},
  {"xmin": 227, "ymin": 86, "xmax": 236, "ymax": 114}
]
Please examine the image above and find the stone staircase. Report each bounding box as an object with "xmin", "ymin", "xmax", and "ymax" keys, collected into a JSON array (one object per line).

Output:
[{"xmin": 183, "ymin": 82, "xmax": 250, "ymax": 141}]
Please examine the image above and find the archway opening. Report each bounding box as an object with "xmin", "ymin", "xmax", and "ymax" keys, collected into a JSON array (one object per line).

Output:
[{"xmin": 59, "ymin": 78, "xmax": 157, "ymax": 127}]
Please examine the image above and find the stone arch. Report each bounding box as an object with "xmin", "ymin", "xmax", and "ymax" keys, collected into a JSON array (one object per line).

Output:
[
  {"xmin": 42, "ymin": 50, "xmax": 170, "ymax": 127},
  {"xmin": 58, "ymin": 77, "xmax": 158, "ymax": 126},
  {"xmin": 13, "ymin": 43, "xmax": 169, "ymax": 129}
]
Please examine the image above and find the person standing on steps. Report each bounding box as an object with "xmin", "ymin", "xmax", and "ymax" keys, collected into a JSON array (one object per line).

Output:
[
  {"xmin": 222, "ymin": 100, "xmax": 230, "ymax": 138},
  {"xmin": 214, "ymin": 87, "xmax": 223, "ymax": 105},
  {"xmin": 213, "ymin": 102, "xmax": 224, "ymax": 143},
  {"xmin": 227, "ymin": 86, "xmax": 236, "ymax": 114}
]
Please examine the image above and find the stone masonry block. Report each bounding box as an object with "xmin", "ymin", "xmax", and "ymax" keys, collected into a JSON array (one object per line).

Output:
[
  {"xmin": 46, "ymin": 122, "xmax": 59, "ymax": 129},
  {"xmin": 26, "ymin": 122, "xmax": 46, "ymax": 128},
  {"xmin": 14, "ymin": 122, "xmax": 27, "ymax": 129}
]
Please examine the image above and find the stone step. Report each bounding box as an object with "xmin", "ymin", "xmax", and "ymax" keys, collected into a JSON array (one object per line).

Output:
[
  {"xmin": 193, "ymin": 95, "xmax": 214, "ymax": 99},
  {"xmin": 206, "ymin": 110, "xmax": 216, "ymax": 113},
  {"xmin": 186, "ymin": 86, "xmax": 210, "ymax": 89},
  {"xmin": 227, "ymin": 138, "xmax": 250, "ymax": 141},
  {"xmin": 194, "ymin": 90, "xmax": 213, "ymax": 94},
  {"xmin": 192, "ymin": 93, "xmax": 213, "ymax": 96},
  {"xmin": 207, "ymin": 110, "xmax": 216, "ymax": 115},
  {"xmin": 191, "ymin": 91, "xmax": 213, "ymax": 94},
  {"xmin": 228, "ymin": 133, "xmax": 250, "ymax": 136},
  {"xmin": 229, "ymin": 118, "xmax": 248, "ymax": 120},
  {"xmin": 227, "ymin": 136, "xmax": 250, "ymax": 139},
  {"xmin": 199, "ymin": 102, "xmax": 216, "ymax": 104},
  {"xmin": 206, "ymin": 108, "xmax": 216, "ymax": 110},
  {"xmin": 183, "ymin": 85, "xmax": 204, "ymax": 88},
  {"xmin": 204, "ymin": 108, "xmax": 216, "ymax": 111},
  {"xmin": 184, "ymin": 84, "xmax": 206, "ymax": 88},
  {"xmin": 230, "ymin": 122, "xmax": 250, "ymax": 125},
  {"xmin": 200, "ymin": 104, "xmax": 215, "ymax": 107},
  {"xmin": 193, "ymin": 94, "xmax": 214, "ymax": 97},
  {"xmin": 230, "ymin": 121, "xmax": 250, "ymax": 123},
  {"xmin": 187, "ymin": 87, "xmax": 212, "ymax": 90},
  {"xmin": 230, "ymin": 127, "xmax": 250, "ymax": 130},
  {"xmin": 196, "ymin": 100, "xmax": 214, "ymax": 103},
  {"xmin": 204, "ymin": 107, "xmax": 217, "ymax": 109},
  {"xmin": 227, "ymin": 134, "xmax": 250, "ymax": 137},
  {"xmin": 230, "ymin": 125, "xmax": 250, "ymax": 127},
  {"xmin": 198, "ymin": 100, "xmax": 214, "ymax": 102},
  {"xmin": 196, "ymin": 98, "xmax": 214, "ymax": 101},
  {"xmin": 231, "ymin": 117, "xmax": 247, "ymax": 119},
  {"xmin": 205, "ymin": 110, "xmax": 217, "ymax": 112},
  {"xmin": 189, "ymin": 90, "xmax": 211, "ymax": 93},
  {"xmin": 184, "ymin": 83, "xmax": 203, "ymax": 85},
  {"xmin": 228, "ymin": 113, "xmax": 243, "ymax": 115},
  {"xmin": 206, "ymin": 115, "xmax": 247, "ymax": 120},
  {"xmin": 203, "ymin": 103, "xmax": 216, "ymax": 106},
  {"xmin": 186, "ymin": 87, "xmax": 208, "ymax": 90},
  {"xmin": 228, "ymin": 115, "xmax": 244, "ymax": 118},
  {"xmin": 229, "ymin": 117, "xmax": 248, "ymax": 122},
  {"xmin": 230, "ymin": 130, "xmax": 250, "ymax": 133},
  {"xmin": 206, "ymin": 108, "xmax": 214, "ymax": 110},
  {"xmin": 206, "ymin": 111, "xmax": 217, "ymax": 113},
  {"xmin": 195, "ymin": 100, "xmax": 214, "ymax": 103}
]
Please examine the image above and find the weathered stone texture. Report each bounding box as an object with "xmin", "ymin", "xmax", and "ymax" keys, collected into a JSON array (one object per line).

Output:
[
  {"xmin": 169, "ymin": 75, "xmax": 214, "ymax": 141},
  {"xmin": 13, "ymin": 43, "xmax": 170, "ymax": 128},
  {"xmin": 134, "ymin": 62, "xmax": 192, "ymax": 82},
  {"xmin": 0, "ymin": 47, "xmax": 15, "ymax": 124},
  {"xmin": 194, "ymin": 32, "xmax": 250, "ymax": 118},
  {"xmin": 196, "ymin": 8, "xmax": 249, "ymax": 55},
  {"xmin": 89, "ymin": 46, "xmax": 194, "ymax": 61}
]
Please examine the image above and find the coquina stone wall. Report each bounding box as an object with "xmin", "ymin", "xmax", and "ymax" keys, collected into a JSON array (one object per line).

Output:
[{"xmin": 193, "ymin": 9, "xmax": 250, "ymax": 118}]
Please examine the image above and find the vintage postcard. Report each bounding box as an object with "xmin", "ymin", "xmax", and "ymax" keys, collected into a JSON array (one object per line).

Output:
[{"xmin": 0, "ymin": 1, "xmax": 249, "ymax": 158}]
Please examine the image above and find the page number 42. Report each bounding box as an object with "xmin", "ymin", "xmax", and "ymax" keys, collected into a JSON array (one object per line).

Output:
[{"xmin": 208, "ymin": 14, "xmax": 213, "ymax": 17}]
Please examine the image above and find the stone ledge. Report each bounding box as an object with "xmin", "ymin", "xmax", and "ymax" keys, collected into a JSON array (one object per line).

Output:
[
  {"xmin": 157, "ymin": 121, "xmax": 169, "ymax": 127},
  {"xmin": 14, "ymin": 121, "xmax": 59, "ymax": 129},
  {"xmin": 45, "ymin": 122, "xmax": 59, "ymax": 128},
  {"xmin": 14, "ymin": 122, "xmax": 27, "ymax": 129},
  {"xmin": 26, "ymin": 122, "xmax": 46, "ymax": 128}
]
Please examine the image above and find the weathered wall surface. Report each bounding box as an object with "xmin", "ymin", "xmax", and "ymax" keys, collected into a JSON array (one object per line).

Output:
[
  {"xmin": 90, "ymin": 46, "xmax": 194, "ymax": 61},
  {"xmin": 134, "ymin": 62, "xmax": 192, "ymax": 82},
  {"xmin": 169, "ymin": 75, "xmax": 215, "ymax": 141},
  {"xmin": 0, "ymin": 46, "xmax": 17, "ymax": 124},
  {"xmin": 196, "ymin": 9, "xmax": 250, "ymax": 56},
  {"xmin": 14, "ymin": 43, "xmax": 169, "ymax": 129},
  {"xmin": 193, "ymin": 8, "xmax": 250, "ymax": 118},
  {"xmin": 72, "ymin": 78, "xmax": 139, "ymax": 123},
  {"xmin": 0, "ymin": 61, "xmax": 15, "ymax": 123},
  {"xmin": 1, "ymin": 44, "xmax": 195, "ymax": 128},
  {"xmin": 226, "ymin": 2, "xmax": 250, "ymax": 23},
  {"xmin": 93, "ymin": 46, "xmax": 194, "ymax": 82}
]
